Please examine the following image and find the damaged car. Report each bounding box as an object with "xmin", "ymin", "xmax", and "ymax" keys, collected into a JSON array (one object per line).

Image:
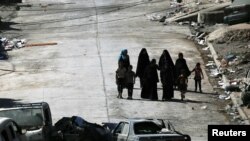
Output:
[
  {"xmin": 224, "ymin": 0, "xmax": 250, "ymax": 25},
  {"xmin": 104, "ymin": 119, "xmax": 191, "ymax": 141},
  {"xmin": 0, "ymin": 102, "xmax": 53, "ymax": 141}
]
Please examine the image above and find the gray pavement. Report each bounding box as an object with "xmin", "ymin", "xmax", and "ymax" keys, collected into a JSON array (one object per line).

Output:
[{"xmin": 0, "ymin": 0, "xmax": 230, "ymax": 140}]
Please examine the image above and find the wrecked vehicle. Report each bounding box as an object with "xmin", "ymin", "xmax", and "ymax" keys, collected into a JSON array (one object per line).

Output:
[
  {"xmin": 241, "ymin": 69, "xmax": 250, "ymax": 106},
  {"xmin": 54, "ymin": 116, "xmax": 111, "ymax": 141},
  {"xmin": 105, "ymin": 119, "xmax": 191, "ymax": 141},
  {"xmin": 0, "ymin": 102, "xmax": 53, "ymax": 141},
  {"xmin": 0, "ymin": 102, "xmax": 113, "ymax": 141},
  {"xmin": 224, "ymin": 0, "xmax": 250, "ymax": 25}
]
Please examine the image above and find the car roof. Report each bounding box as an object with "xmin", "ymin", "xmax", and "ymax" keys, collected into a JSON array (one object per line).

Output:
[
  {"xmin": 231, "ymin": 0, "xmax": 250, "ymax": 7},
  {"xmin": 0, "ymin": 102, "xmax": 49, "ymax": 111},
  {"xmin": 125, "ymin": 118, "xmax": 165, "ymax": 124}
]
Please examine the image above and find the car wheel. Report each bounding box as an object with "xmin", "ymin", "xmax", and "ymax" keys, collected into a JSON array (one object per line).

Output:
[{"xmin": 183, "ymin": 134, "xmax": 191, "ymax": 141}]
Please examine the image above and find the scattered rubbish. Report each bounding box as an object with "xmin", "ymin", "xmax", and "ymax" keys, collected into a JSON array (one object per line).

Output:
[
  {"xmin": 159, "ymin": 16, "xmax": 166, "ymax": 22},
  {"xmin": 191, "ymin": 22, "xmax": 197, "ymax": 27},
  {"xmin": 178, "ymin": 21, "xmax": 190, "ymax": 26},
  {"xmin": 225, "ymin": 85, "xmax": 241, "ymax": 92},
  {"xmin": 0, "ymin": 37, "xmax": 27, "ymax": 51},
  {"xmin": 225, "ymin": 54, "xmax": 236, "ymax": 62},
  {"xmin": 206, "ymin": 62, "xmax": 216, "ymax": 67},
  {"xmin": 202, "ymin": 46, "xmax": 209, "ymax": 50},
  {"xmin": 207, "ymin": 54, "xmax": 213, "ymax": 58},
  {"xmin": 225, "ymin": 91, "xmax": 231, "ymax": 95},
  {"xmin": 198, "ymin": 40, "xmax": 206, "ymax": 45},
  {"xmin": 225, "ymin": 105, "xmax": 231, "ymax": 111},
  {"xmin": 229, "ymin": 112, "xmax": 235, "ymax": 116},
  {"xmin": 201, "ymin": 105, "xmax": 207, "ymax": 110},
  {"xmin": 219, "ymin": 94, "xmax": 227, "ymax": 100},
  {"xmin": 233, "ymin": 115, "xmax": 241, "ymax": 120},
  {"xmin": 228, "ymin": 69, "xmax": 236, "ymax": 73},
  {"xmin": 147, "ymin": 14, "xmax": 163, "ymax": 21},
  {"xmin": 220, "ymin": 58, "xmax": 228, "ymax": 67},
  {"xmin": 197, "ymin": 32, "xmax": 207, "ymax": 40},
  {"xmin": 225, "ymin": 96, "xmax": 231, "ymax": 100},
  {"xmin": 210, "ymin": 69, "xmax": 222, "ymax": 78},
  {"xmin": 218, "ymin": 81, "xmax": 224, "ymax": 86}
]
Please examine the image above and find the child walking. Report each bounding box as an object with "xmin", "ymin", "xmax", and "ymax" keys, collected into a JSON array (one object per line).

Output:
[
  {"xmin": 125, "ymin": 65, "xmax": 136, "ymax": 100},
  {"xmin": 116, "ymin": 62, "xmax": 126, "ymax": 98},
  {"xmin": 191, "ymin": 63, "xmax": 204, "ymax": 93},
  {"xmin": 178, "ymin": 69, "xmax": 188, "ymax": 101}
]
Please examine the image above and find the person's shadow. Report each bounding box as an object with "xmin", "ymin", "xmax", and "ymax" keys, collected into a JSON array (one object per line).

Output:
[{"xmin": 0, "ymin": 21, "xmax": 20, "ymax": 31}]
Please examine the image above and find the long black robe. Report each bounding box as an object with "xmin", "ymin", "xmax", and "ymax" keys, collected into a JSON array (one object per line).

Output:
[
  {"xmin": 159, "ymin": 50, "xmax": 175, "ymax": 100},
  {"xmin": 136, "ymin": 48, "xmax": 150, "ymax": 87},
  {"xmin": 175, "ymin": 58, "xmax": 190, "ymax": 82},
  {"xmin": 141, "ymin": 62, "xmax": 159, "ymax": 100}
]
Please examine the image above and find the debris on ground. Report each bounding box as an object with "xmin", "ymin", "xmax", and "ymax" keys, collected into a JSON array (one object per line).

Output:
[
  {"xmin": 0, "ymin": 37, "xmax": 26, "ymax": 51},
  {"xmin": 54, "ymin": 116, "xmax": 111, "ymax": 141},
  {"xmin": 146, "ymin": 14, "xmax": 164, "ymax": 21},
  {"xmin": 224, "ymin": 104, "xmax": 246, "ymax": 124},
  {"xmin": 201, "ymin": 105, "xmax": 207, "ymax": 110}
]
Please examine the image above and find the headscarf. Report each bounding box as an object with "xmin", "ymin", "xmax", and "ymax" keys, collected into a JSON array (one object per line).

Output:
[{"xmin": 118, "ymin": 49, "xmax": 128, "ymax": 61}]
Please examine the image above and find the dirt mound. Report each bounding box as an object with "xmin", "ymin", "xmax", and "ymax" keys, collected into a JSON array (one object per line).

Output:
[{"xmin": 208, "ymin": 24, "xmax": 250, "ymax": 43}]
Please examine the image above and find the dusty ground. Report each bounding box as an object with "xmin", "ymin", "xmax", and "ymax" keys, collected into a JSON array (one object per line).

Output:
[
  {"xmin": 1, "ymin": 1, "xmax": 246, "ymax": 140},
  {"xmin": 200, "ymin": 24, "xmax": 250, "ymax": 80},
  {"xmin": 193, "ymin": 40, "xmax": 243, "ymax": 124},
  {"xmin": 188, "ymin": 23, "xmax": 250, "ymax": 124}
]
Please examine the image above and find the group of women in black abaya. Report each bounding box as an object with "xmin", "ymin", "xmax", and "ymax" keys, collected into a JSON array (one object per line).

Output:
[
  {"xmin": 135, "ymin": 49, "xmax": 190, "ymax": 101},
  {"xmin": 117, "ymin": 48, "xmax": 190, "ymax": 101}
]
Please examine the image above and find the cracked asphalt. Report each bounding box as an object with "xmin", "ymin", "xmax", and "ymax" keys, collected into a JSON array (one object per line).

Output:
[{"xmin": 0, "ymin": 0, "xmax": 230, "ymax": 140}]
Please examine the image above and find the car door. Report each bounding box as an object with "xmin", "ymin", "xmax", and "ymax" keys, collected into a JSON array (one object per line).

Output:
[{"xmin": 113, "ymin": 122, "xmax": 129, "ymax": 141}]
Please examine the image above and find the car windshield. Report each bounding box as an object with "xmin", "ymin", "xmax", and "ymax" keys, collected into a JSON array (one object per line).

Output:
[
  {"xmin": 0, "ymin": 108, "xmax": 44, "ymax": 130},
  {"xmin": 134, "ymin": 122, "xmax": 162, "ymax": 135}
]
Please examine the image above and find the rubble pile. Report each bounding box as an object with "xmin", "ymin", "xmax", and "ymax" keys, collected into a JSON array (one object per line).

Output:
[
  {"xmin": 224, "ymin": 104, "xmax": 246, "ymax": 124},
  {"xmin": 0, "ymin": 37, "xmax": 26, "ymax": 50},
  {"xmin": 0, "ymin": 36, "xmax": 26, "ymax": 60},
  {"xmin": 215, "ymin": 30, "xmax": 250, "ymax": 43}
]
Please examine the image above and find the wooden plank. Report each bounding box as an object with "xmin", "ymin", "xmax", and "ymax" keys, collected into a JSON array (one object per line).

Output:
[{"xmin": 25, "ymin": 42, "xmax": 58, "ymax": 47}]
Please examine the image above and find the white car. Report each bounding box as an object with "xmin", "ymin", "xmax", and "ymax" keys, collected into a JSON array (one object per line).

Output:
[{"xmin": 105, "ymin": 119, "xmax": 191, "ymax": 141}]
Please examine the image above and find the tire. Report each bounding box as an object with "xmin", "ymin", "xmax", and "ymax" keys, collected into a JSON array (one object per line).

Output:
[
  {"xmin": 242, "ymin": 91, "xmax": 250, "ymax": 106},
  {"xmin": 183, "ymin": 134, "xmax": 191, "ymax": 141}
]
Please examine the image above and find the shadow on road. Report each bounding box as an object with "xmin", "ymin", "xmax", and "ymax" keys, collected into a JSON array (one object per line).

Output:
[
  {"xmin": 186, "ymin": 90, "xmax": 218, "ymax": 95},
  {"xmin": 0, "ymin": 21, "xmax": 20, "ymax": 31},
  {"xmin": 122, "ymin": 97, "xmax": 210, "ymax": 104}
]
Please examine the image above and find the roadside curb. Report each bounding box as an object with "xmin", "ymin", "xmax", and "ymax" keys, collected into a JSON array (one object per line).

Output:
[{"xmin": 207, "ymin": 41, "xmax": 250, "ymax": 125}]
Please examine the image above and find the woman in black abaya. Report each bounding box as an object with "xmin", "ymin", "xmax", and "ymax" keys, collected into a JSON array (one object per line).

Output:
[
  {"xmin": 141, "ymin": 59, "xmax": 159, "ymax": 100},
  {"xmin": 136, "ymin": 48, "xmax": 150, "ymax": 88},
  {"xmin": 159, "ymin": 50, "xmax": 175, "ymax": 100}
]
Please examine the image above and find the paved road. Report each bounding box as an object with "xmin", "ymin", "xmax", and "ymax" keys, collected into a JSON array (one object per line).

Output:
[{"xmin": 0, "ymin": 0, "xmax": 228, "ymax": 140}]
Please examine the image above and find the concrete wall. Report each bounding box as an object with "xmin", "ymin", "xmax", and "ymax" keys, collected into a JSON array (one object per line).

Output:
[{"xmin": 198, "ymin": 11, "xmax": 225, "ymax": 24}]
